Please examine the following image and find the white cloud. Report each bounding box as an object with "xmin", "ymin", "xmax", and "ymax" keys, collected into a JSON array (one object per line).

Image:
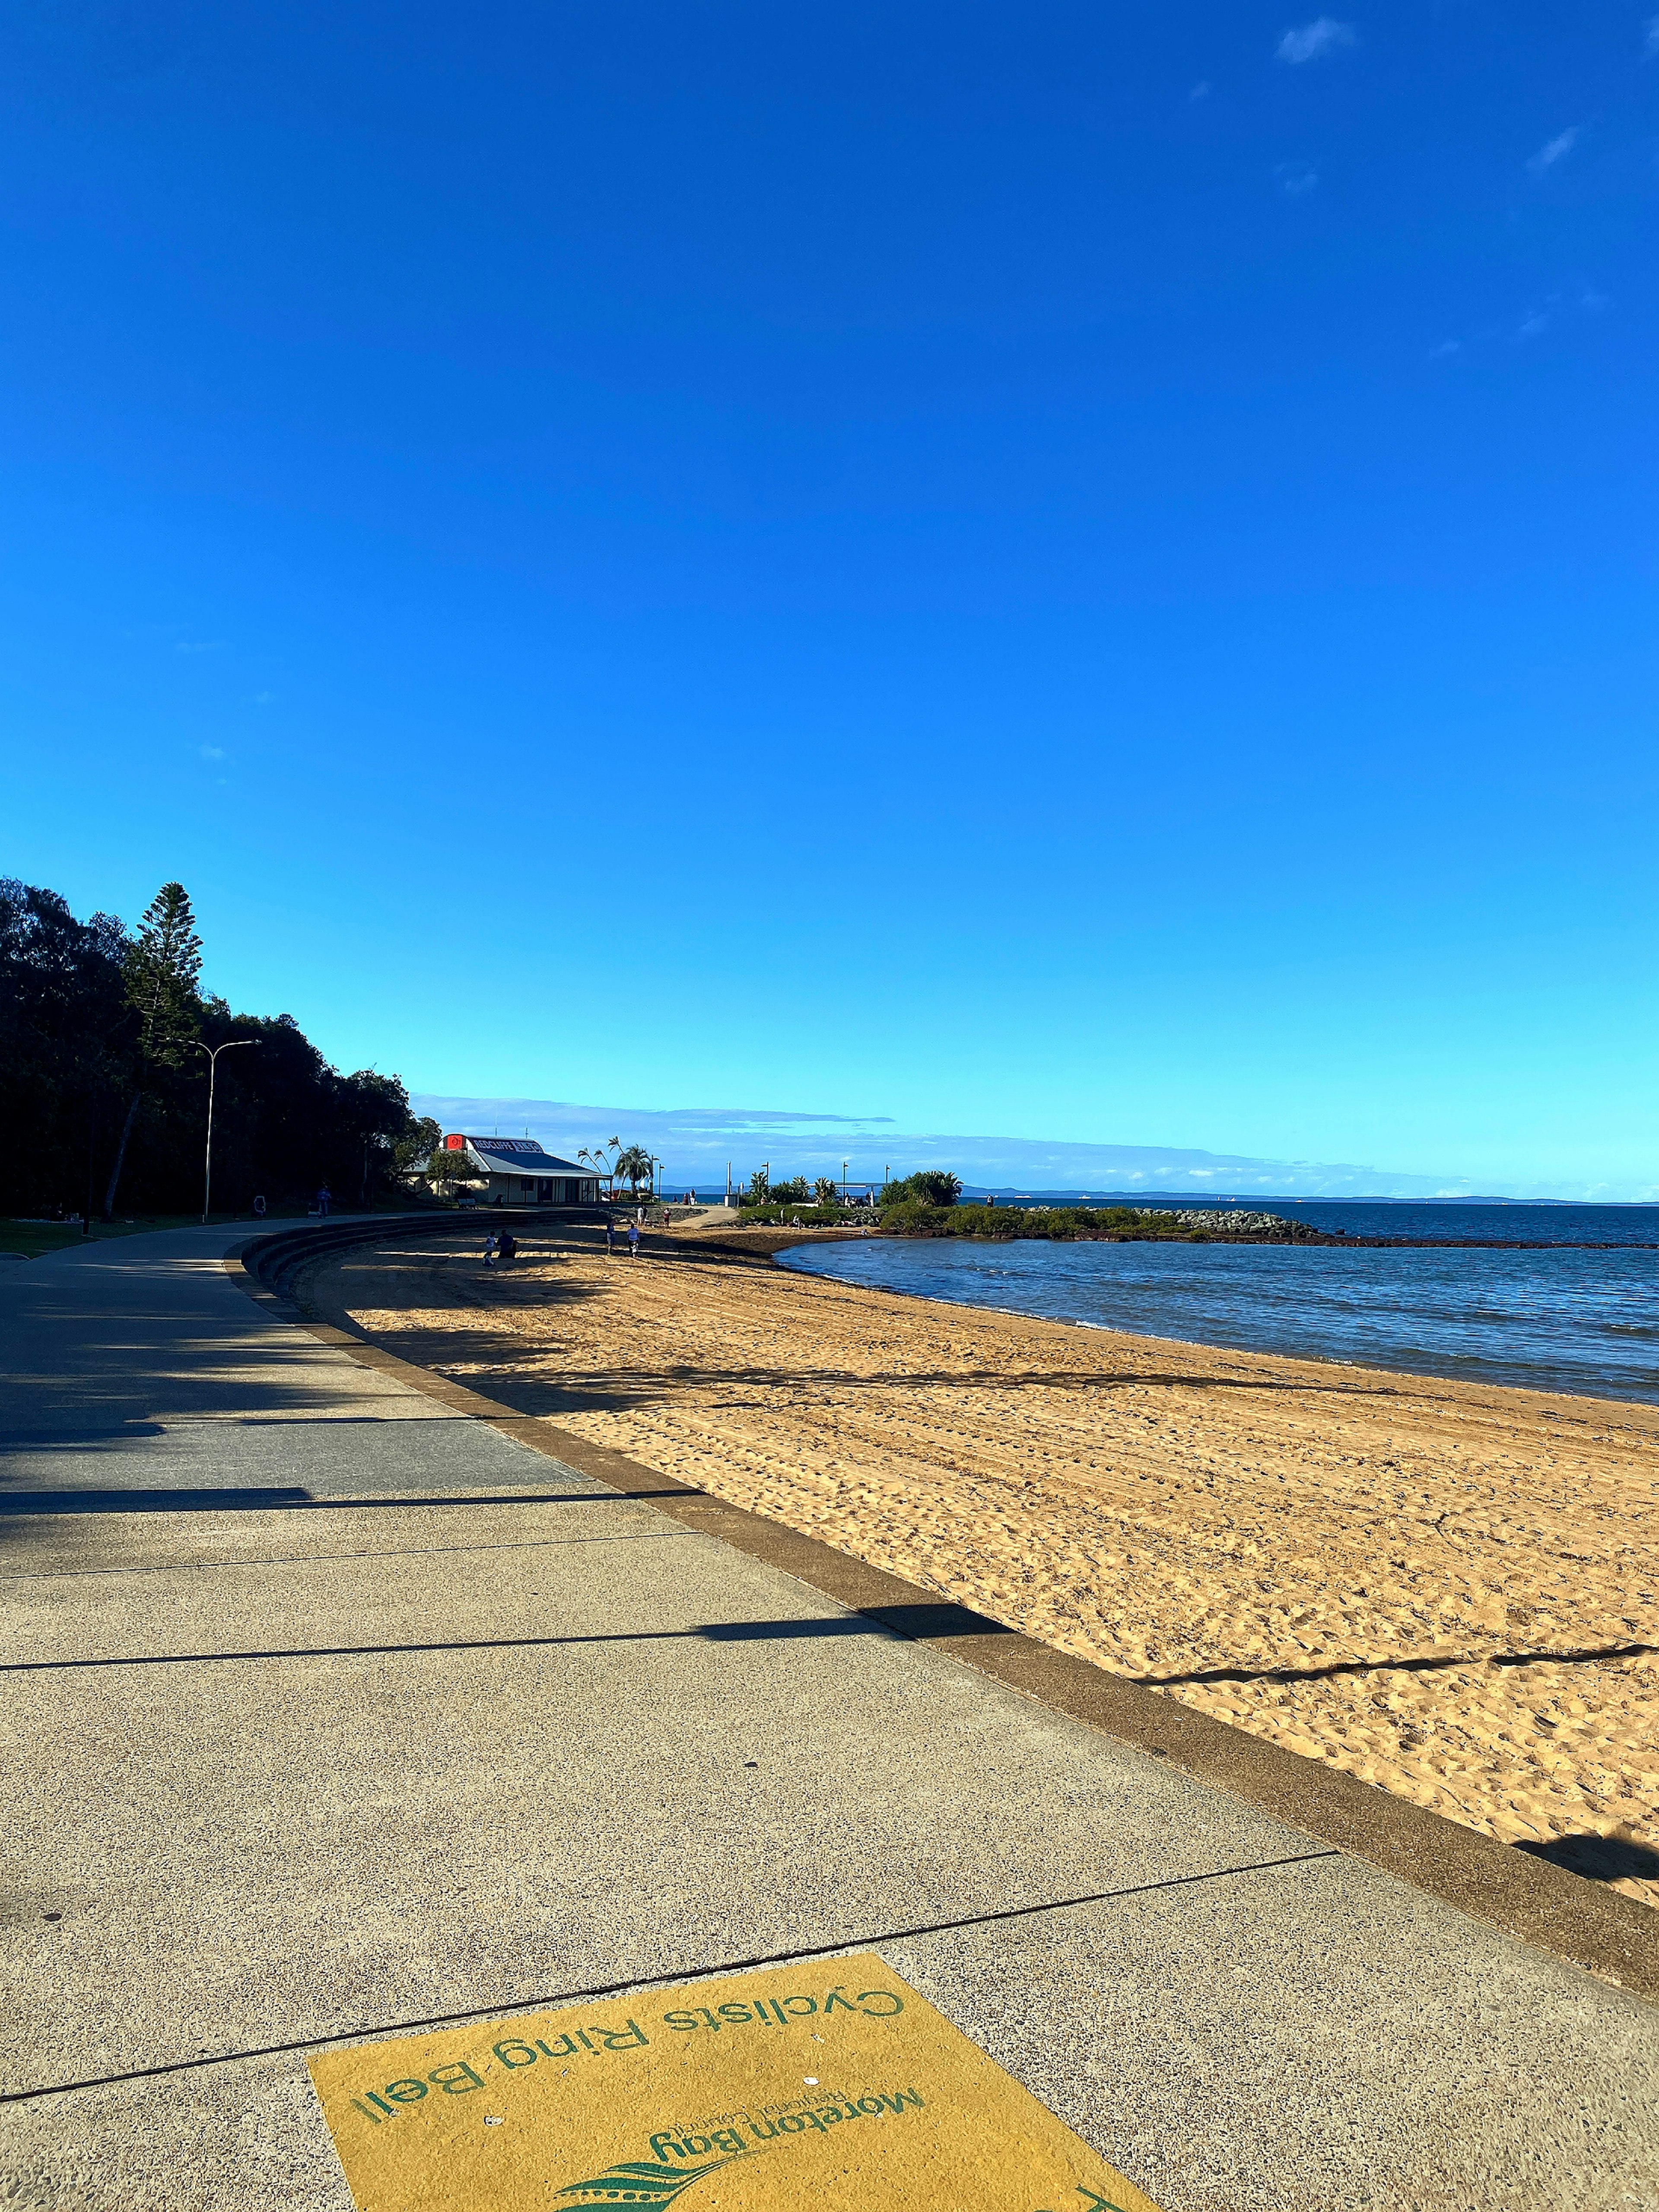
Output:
[
  {"xmin": 1527, "ymin": 126, "xmax": 1579, "ymax": 173},
  {"xmin": 1189, "ymin": 79, "xmax": 1211, "ymax": 100},
  {"xmin": 1435, "ymin": 291, "xmax": 1604, "ymax": 361},
  {"xmin": 1277, "ymin": 17, "xmax": 1356, "ymax": 64},
  {"xmin": 1645, "ymin": 16, "xmax": 1659, "ymax": 57},
  {"xmin": 406, "ymin": 1093, "xmax": 1514, "ymax": 1196},
  {"xmin": 252, "ymin": 690, "xmax": 274, "ymax": 705},
  {"xmin": 1276, "ymin": 160, "xmax": 1319, "ymax": 194},
  {"xmin": 199, "ymin": 744, "xmax": 226, "ymax": 760}
]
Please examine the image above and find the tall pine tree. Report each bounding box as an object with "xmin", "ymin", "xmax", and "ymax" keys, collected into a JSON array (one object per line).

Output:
[{"xmin": 104, "ymin": 883, "xmax": 203, "ymax": 1215}]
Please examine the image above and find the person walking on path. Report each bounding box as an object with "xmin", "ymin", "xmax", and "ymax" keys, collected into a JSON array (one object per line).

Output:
[
  {"xmin": 482, "ymin": 1232, "xmax": 497, "ymax": 1268},
  {"xmin": 605, "ymin": 1216, "xmax": 615, "ymax": 1255},
  {"xmin": 627, "ymin": 1220, "xmax": 640, "ymax": 1259},
  {"xmin": 316, "ymin": 1182, "xmax": 332, "ymax": 1219},
  {"xmin": 497, "ymin": 1231, "xmax": 516, "ymax": 1266}
]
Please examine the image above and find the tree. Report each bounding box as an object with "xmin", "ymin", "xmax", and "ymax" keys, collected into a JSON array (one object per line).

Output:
[
  {"xmin": 335, "ymin": 1069, "xmax": 421, "ymax": 1205},
  {"xmin": 104, "ymin": 883, "xmax": 204, "ymax": 1215},
  {"xmin": 425, "ymin": 1146, "xmax": 482, "ymax": 1192},
  {"xmin": 884, "ymin": 1170, "xmax": 963, "ymax": 1208},
  {"xmin": 0, "ymin": 880, "xmax": 132, "ymax": 1217},
  {"xmin": 393, "ymin": 1115, "xmax": 443, "ymax": 1183},
  {"xmin": 127, "ymin": 884, "xmax": 202, "ymax": 1068},
  {"xmin": 814, "ymin": 1177, "xmax": 838, "ymax": 1207},
  {"xmin": 0, "ymin": 877, "xmax": 434, "ymax": 1218},
  {"xmin": 578, "ymin": 1141, "xmax": 620, "ymax": 1189},
  {"xmin": 578, "ymin": 1138, "xmax": 623, "ymax": 1191},
  {"xmin": 612, "ymin": 1143, "xmax": 654, "ymax": 1194},
  {"xmin": 192, "ymin": 1009, "xmax": 428, "ymax": 1212}
]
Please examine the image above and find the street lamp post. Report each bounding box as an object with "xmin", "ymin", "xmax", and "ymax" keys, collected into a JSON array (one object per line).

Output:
[{"xmin": 198, "ymin": 1039, "xmax": 256, "ymax": 1224}]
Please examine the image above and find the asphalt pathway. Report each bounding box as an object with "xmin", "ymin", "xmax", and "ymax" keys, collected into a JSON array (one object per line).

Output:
[{"xmin": 2, "ymin": 1225, "xmax": 1656, "ymax": 2210}]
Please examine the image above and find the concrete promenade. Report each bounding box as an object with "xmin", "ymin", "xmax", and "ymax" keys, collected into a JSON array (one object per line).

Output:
[{"xmin": 3, "ymin": 1224, "xmax": 1658, "ymax": 2209}]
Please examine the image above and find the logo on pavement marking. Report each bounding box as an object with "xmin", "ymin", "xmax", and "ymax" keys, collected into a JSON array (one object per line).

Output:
[{"xmin": 306, "ymin": 1954, "xmax": 1163, "ymax": 2211}]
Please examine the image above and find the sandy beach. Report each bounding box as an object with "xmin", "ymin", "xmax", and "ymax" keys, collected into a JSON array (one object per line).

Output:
[{"xmin": 323, "ymin": 1223, "xmax": 1659, "ymax": 1909}]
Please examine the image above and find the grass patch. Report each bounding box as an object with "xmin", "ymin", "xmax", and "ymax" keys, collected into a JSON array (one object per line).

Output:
[{"xmin": 0, "ymin": 1215, "xmax": 213, "ymax": 1259}]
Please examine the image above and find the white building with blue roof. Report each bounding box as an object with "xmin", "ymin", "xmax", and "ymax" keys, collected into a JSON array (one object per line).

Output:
[{"xmin": 442, "ymin": 1135, "xmax": 602, "ymax": 1207}]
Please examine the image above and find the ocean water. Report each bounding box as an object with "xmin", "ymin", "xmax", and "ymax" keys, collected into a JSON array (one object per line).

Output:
[{"xmin": 775, "ymin": 1227, "xmax": 1659, "ymax": 1405}]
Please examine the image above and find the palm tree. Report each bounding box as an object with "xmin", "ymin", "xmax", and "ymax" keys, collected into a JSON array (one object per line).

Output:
[
  {"xmin": 579, "ymin": 1139, "xmax": 623, "ymax": 1192},
  {"xmin": 613, "ymin": 1143, "xmax": 654, "ymax": 1195}
]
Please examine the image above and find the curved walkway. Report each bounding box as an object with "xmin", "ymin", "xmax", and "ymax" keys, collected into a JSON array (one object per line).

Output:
[{"xmin": 2, "ymin": 1223, "xmax": 1657, "ymax": 2209}]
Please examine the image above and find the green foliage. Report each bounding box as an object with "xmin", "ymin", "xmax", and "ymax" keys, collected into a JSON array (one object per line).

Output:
[
  {"xmin": 126, "ymin": 882, "xmax": 203, "ymax": 1070},
  {"xmin": 0, "ymin": 877, "xmax": 431, "ymax": 1217},
  {"xmin": 613, "ymin": 1143, "xmax": 655, "ymax": 1192},
  {"xmin": 741, "ymin": 1166, "xmax": 813, "ymax": 1206},
  {"xmin": 738, "ymin": 1203, "xmax": 846, "ymax": 1227},
  {"xmin": 878, "ymin": 1198, "xmax": 951, "ymax": 1233},
  {"xmin": 883, "ymin": 1169, "xmax": 963, "ymax": 1208},
  {"xmin": 394, "ymin": 1116, "xmax": 443, "ymax": 1179},
  {"xmin": 814, "ymin": 1176, "xmax": 838, "ymax": 1206},
  {"xmin": 425, "ymin": 1146, "xmax": 481, "ymax": 1186},
  {"xmin": 880, "ymin": 1201, "xmax": 1221, "ymax": 1240},
  {"xmin": 0, "ymin": 880, "xmax": 133, "ymax": 1217}
]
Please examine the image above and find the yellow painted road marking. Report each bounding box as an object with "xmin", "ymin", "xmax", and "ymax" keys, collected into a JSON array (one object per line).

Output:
[{"xmin": 308, "ymin": 1954, "xmax": 1163, "ymax": 2211}]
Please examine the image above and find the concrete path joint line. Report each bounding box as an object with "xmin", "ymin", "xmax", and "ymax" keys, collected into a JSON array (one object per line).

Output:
[{"xmin": 0, "ymin": 1849, "xmax": 1341, "ymax": 2108}]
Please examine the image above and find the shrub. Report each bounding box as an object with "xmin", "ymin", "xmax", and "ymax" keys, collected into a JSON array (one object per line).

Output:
[
  {"xmin": 738, "ymin": 1202, "xmax": 847, "ymax": 1227},
  {"xmin": 883, "ymin": 1170, "xmax": 963, "ymax": 1208},
  {"xmin": 880, "ymin": 1202, "xmax": 1221, "ymax": 1241},
  {"xmin": 877, "ymin": 1198, "xmax": 952, "ymax": 1233}
]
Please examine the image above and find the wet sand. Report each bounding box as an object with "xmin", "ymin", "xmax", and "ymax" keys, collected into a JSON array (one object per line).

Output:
[{"xmin": 326, "ymin": 1224, "xmax": 1659, "ymax": 1908}]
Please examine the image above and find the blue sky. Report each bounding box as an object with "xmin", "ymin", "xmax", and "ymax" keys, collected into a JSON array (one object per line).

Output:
[{"xmin": 4, "ymin": 3, "xmax": 1657, "ymax": 1195}]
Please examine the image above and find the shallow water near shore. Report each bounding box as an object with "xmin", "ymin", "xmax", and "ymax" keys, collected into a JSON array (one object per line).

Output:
[{"xmin": 777, "ymin": 1233, "xmax": 1659, "ymax": 1403}]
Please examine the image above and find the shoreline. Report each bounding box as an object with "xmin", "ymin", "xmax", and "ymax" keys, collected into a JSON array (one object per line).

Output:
[
  {"xmin": 850, "ymin": 1227, "xmax": 1659, "ymax": 1250},
  {"xmin": 764, "ymin": 1226, "xmax": 1659, "ymax": 1411},
  {"xmin": 319, "ymin": 1221, "xmax": 1659, "ymax": 1913}
]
